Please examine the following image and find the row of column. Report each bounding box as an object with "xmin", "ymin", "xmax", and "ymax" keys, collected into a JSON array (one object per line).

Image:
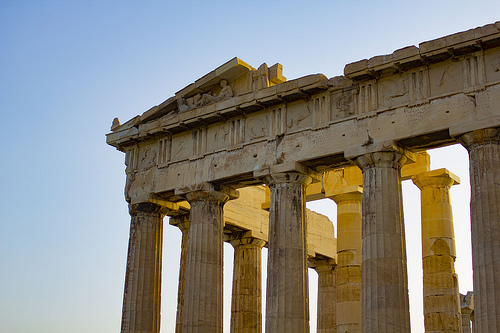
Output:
[{"xmin": 120, "ymin": 127, "xmax": 499, "ymax": 332}]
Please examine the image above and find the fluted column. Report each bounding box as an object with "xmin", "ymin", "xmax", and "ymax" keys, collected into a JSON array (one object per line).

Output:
[
  {"xmin": 459, "ymin": 128, "xmax": 500, "ymax": 332},
  {"xmin": 413, "ymin": 169, "xmax": 461, "ymax": 333},
  {"xmin": 230, "ymin": 235, "xmax": 266, "ymax": 333},
  {"xmin": 331, "ymin": 192, "xmax": 362, "ymax": 333},
  {"xmin": 355, "ymin": 151, "xmax": 411, "ymax": 333},
  {"xmin": 310, "ymin": 259, "xmax": 337, "ymax": 333},
  {"xmin": 121, "ymin": 202, "xmax": 165, "ymax": 333},
  {"xmin": 182, "ymin": 188, "xmax": 234, "ymax": 333},
  {"xmin": 264, "ymin": 172, "xmax": 312, "ymax": 333},
  {"xmin": 170, "ymin": 215, "xmax": 190, "ymax": 333}
]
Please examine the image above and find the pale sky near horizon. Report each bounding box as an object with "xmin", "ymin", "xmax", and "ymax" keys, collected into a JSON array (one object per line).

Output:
[{"xmin": 1, "ymin": 1, "xmax": 499, "ymax": 332}]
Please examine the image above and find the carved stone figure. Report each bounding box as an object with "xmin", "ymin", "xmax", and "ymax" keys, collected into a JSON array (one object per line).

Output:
[
  {"xmin": 178, "ymin": 96, "xmax": 190, "ymax": 112},
  {"xmin": 252, "ymin": 63, "xmax": 269, "ymax": 91},
  {"xmin": 196, "ymin": 80, "xmax": 233, "ymax": 107}
]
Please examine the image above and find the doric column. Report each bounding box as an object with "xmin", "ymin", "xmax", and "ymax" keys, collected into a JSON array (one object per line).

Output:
[
  {"xmin": 355, "ymin": 151, "xmax": 411, "ymax": 333},
  {"xmin": 182, "ymin": 187, "xmax": 237, "ymax": 333},
  {"xmin": 121, "ymin": 202, "xmax": 165, "ymax": 333},
  {"xmin": 230, "ymin": 235, "xmax": 266, "ymax": 333},
  {"xmin": 331, "ymin": 191, "xmax": 362, "ymax": 333},
  {"xmin": 170, "ymin": 214, "xmax": 190, "ymax": 333},
  {"xmin": 460, "ymin": 292, "xmax": 474, "ymax": 333},
  {"xmin": 412, "ymin": 169, "xmax": 461, "ymax": 333},
  {"xmin": 264, "ymin": 172, "xmax": 312, "ymax": 333},
  {"xmin": 459, "ymin": 128, "xmax": 500, "ymax": 332},
  {"xmin": 310, "ymin": 259, "xmax": 337, "ymax": 333}
]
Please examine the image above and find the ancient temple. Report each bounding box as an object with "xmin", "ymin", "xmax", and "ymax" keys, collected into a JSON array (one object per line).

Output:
[{"xmin": 107, "ymin": 22, "xmax": 500, "ymax": 332}]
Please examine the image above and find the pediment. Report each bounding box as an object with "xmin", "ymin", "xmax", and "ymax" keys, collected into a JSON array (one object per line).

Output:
[
  {"xmin": 175, "ymin": 57, "xmax": 255, "ymax": 99},
  {"xmin": 111, "ymin": 57, "xmax": 288, "ymax": 132}
]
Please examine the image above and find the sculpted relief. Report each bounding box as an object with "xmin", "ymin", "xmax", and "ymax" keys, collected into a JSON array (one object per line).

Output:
[
  {"xmin": 176, "ymin": 61, "xmax": 286, "ymax": 113},
  {"xmin": 178, "ymin": 79, "xmax": 234, "ymax": 112}
]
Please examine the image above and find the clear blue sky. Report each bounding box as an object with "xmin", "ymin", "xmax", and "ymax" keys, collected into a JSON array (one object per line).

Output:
[{"xmin": 1, "ymin": 1, "xmax": 498, "ymax": 332}]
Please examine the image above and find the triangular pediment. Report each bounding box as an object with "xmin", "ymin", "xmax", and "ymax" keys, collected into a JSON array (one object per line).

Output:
[
  {"xmin": 175, "ymin": 57, "xmax": 255, "ymax": 99},
  {"xmin": 111, "ymin": 57, "xmax": 289, "ymax": 131}
]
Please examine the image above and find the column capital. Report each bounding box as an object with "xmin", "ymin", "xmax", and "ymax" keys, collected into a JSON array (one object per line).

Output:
[
  {"xmin": 460, "ymin": 292, "xmax": 474, "ymax": 313},
  {"xmin": 345, "ymin": 141, "xmax": 415, "ymax": 164},
  {"xmin": 185, "ymin": 186, "xmax": 239, "ymax": 204},
  {"xmin": 176, "ymin": 182, "xmax": 239, "ymax": 202},
  {"xmin": 229, "ymin": 235, "xmax": 266, "ymax": 249},
  {"xmin": 412, "ymin": 168, "xmax": 460, "ymax": 190},
  {"xmin": 129, "ymin": 202, "xmax": 167, "ymax": 215},
  {"xmin": 330, "ymin": 190, "xmax": 363, "ymax": 204},
  {"xmin": 459, "ymin": 127, "xmax": 500, "ymax": 151},
  {"xmin": 309, "ymin": 258, "xmax": 336, "ymax": 273},
  {"xmin": 169, "ymin": 214, "xmax": 190, "ymax": 232},
  {"xmin": 264, "ymin": 171, "xmax": 312, "ymax": 186},
  {"xmin": 355, "ymin": 150, "xmax": 409, "ymax": 171}
]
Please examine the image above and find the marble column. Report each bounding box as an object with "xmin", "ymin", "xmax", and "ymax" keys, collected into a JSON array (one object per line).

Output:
[
  {"xmin": 121, "ymin": 202, "xmax": 165, "ymax": 333},
  {"xmin": 264, "ymin": 172, "xmax": 312, "ymax": 333},
  {"xmin": 170, "ymin": 215, "xmax": 190, "ymax": 333},
  {"xmin": 182, "ymin": 188, "xmax": 233, "ymax": 333},
  {"xmin": 310, "ymin": 259, "xmax": 337, "ymax": 333},
  {"xmin": 460, "ymin": 292, "xmax": 474, "ymax": 333},
  {"xmin": 459, "ymin": 128, "xmax": 500, "ymax": 332},
  {"xmin": 355, "ymin": 151, "xmax": 411, "ymax": 333},
  {"xmin": 230, "ymin": 235, "xmax": 266, "ymax": 333},
  {"xmin": 413, "ymin": 169, "xmax": 461, "ymax": 333},
  {"xmin": 331, "ymin": 191, "xmax": 362, "ymax": 333}
]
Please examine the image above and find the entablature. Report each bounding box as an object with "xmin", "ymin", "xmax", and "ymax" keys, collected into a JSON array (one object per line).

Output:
[{"xmin": 108, "ymin": 22, "xmax": 500, "ymax": 204}]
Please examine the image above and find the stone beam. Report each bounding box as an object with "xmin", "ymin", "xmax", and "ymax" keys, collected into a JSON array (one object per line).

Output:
[
  {"xmin": 259, "ymin": 151, "xmax": 430, "ymax": 204},
  {"xmin": 174, "ymin": 185, "xmax": 336, "ymax": 260}
]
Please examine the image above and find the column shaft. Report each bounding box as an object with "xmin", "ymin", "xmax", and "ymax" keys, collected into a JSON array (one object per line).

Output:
[
  {"xmin": 171, "ymin": 216, "xmax": 189, "ymax": 333},
  {"xmin": 460, "ymin": 128, "xmax": 500, "ymax": 332},
  {"xmin": 413, "ymin": 169, "xmax": 461, "ymax": 333},
  {"xmin": 230, "ymin": 237, "xmax": 266, "ymax": 333},
  {"xmin": 332, "ymin": 192, "xmax": 362, "ymax": 333},
  {"xmin": 265, "ymin": 172, "xmax": 312, "ymax": 333},
  {"xmin": 182, "ymin": 190, "xmax": 231, "ymax": 333},
  {"xmin": 355, "ymin": 151, "xmax": 411, "ymax": 333},
  {"xmin": 121, "ymin": 203, "xmax": 164, "ymax": 333},
  {"xmin": 312, "ymin": 261, "xmax": 336, "ymax": 333}
]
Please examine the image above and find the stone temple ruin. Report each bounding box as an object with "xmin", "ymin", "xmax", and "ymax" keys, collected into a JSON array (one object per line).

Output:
[{"xmin": 107, "ymin": 22, "xmax": 500, "ymax": 332}]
